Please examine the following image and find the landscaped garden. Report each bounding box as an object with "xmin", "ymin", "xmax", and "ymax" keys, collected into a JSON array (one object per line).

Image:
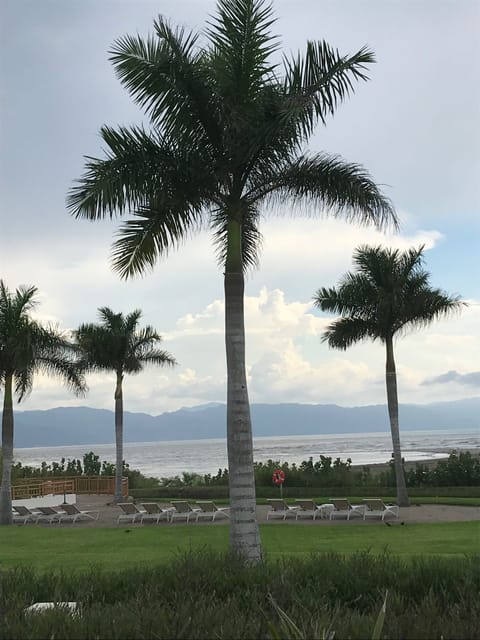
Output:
[{"xmin": 2, "ymin": 545, "xmax": 479, "ymax": 639}]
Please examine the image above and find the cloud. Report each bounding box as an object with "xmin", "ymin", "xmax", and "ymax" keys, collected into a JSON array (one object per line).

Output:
[
  {"xmin": 422, "ymin": 370, "xmax": 480, "ymax": 388},
  {"xmin": 17, "ymin": 289, "xmax": 480, "ymax": 414}
]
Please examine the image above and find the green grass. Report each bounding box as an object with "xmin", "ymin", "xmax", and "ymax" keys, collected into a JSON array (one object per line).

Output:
[
  {"xmin": 1, "ymin": 520, "xmax": 478, "ymax": 570},
  {"xmin": 3, "ymin": 552, "xmax": 480, "ymax": 639}
]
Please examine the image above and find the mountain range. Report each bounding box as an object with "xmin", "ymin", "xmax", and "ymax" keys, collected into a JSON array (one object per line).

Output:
[{"xmin": 13, "ymin": 398, "xmax": 480, "ymax": 448}]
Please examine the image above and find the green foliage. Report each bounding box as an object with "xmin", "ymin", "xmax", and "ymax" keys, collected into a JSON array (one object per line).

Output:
[
  {"xmin": 0, "ymin": 281, "xmax": 86, "ymax": 401},
  {"xmin": 406, "ymin": 451, "xmax": 480, "ymax": 487},
  {"xmin": 10, "ymin": 452, "xmax": 160, "ymax": 490},
  {"xmin": 154, "ymin": 451, "xmax": 480, "ymax": 491},
  {"xmin": 254, "ymin": 456, "xmax": 355, "ymax": 488},
  {"xmin": 1, "ymin": 521, "xmax": 479, "ymax": 571},
  {"xmin": 1, "ymin": 552, "xmax": 479, "ymax": 639},
  {"xmin": 314, "ymin": 245, "xmax": 464, "ymax": 348},
  {"xmin": 10, "ymin": 450, "xmax": 480, "ymax": 495}
]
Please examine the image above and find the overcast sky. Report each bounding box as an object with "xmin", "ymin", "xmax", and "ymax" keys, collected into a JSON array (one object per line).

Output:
[{"xmin": 1, "ymin": 0, "xmax": 479, "ymax": 416}]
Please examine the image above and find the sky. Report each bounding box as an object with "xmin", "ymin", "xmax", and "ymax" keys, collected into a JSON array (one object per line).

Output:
[{"xmin": 1, "ymin": 0, "xmax": 479, "ymax": 417}]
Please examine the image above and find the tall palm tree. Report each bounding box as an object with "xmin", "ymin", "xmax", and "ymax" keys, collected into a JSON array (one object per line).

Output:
[
  {"xmin": 74, "ymin": 308, "xmax": 176, "ymax": 503},
  {"xmin": 0, "ymin": 281, "xmax": 86, "ymax": 525},
  {"xmin": 67, "ymin": 0, "xmax": 397, "ymax": 560},
  {"xmin": 313, "ymin": 245, "xmax": 464, "ymax": 506}
]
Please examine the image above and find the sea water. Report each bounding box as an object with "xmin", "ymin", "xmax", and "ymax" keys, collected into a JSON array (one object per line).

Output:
[{"xmin": 13, "ymin": 429, "xmax": 478, "ymax": 479}]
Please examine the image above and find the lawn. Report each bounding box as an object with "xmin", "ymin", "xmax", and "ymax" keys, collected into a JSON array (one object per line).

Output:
[{"xmin": 1, "ymin": 520, "xmax": 478, "ymax": 570}]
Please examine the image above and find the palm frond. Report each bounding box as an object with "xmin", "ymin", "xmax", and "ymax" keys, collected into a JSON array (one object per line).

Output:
[
  {"xmin": 14, "ymin": 366, "xmax": 34, "ymax": 402},
  {"xmin": 322, "ymin": 317, "xmax": 378, "ymax": 350},
  {"xmin": 111, "ymin": 201, "xmax": 206, "ymax": 278},
  {"xmin": 393, "ymin": 288, "xmax": 465, "ymax": 335},
  {"xmin": 260, "ymin": 153, "xmax": 396, "ymax": 231},
  {"xmin": 1, "ymin": 282, "xmax": 85, "ymax": 401},
  {"xmin": 74, "ymin": 307, "xmax": 176, "ymax": 378},
  {"xmin": 125, "ymin": 348, "xmax": 176, "ymax": 374},
  {"xmin": 283, "ymin": 42, "xmax": 374, "ymax": 134},
  {"xmin": 67, "ymin": 126, "xmax": 173, "ymax": 221},
  {"xmin": 316, "ymin": 245, "xmax": 466, "ymax": 347},
  {"xmin": 211, "ymin": 203, "xmax": 263, "ymax": 271},
  {"xmin": 110, "ymin": 20, "xmax": 221, "ymax": 150},
  {"xmin": 207, "ymin": 0, "xmax": 279, "ymax": 99}
]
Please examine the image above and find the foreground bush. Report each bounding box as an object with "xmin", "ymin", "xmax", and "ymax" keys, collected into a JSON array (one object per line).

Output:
[{"xmin": 1, "ymin": 552, "xmax": 479, "ymax": 639}]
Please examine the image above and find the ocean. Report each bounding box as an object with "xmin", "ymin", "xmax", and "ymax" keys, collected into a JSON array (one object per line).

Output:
[{"xmin": 13, "ymin": 429, "xmax": 479, "ymax": 479}]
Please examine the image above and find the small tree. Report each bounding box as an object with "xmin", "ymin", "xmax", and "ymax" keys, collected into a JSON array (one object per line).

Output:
[
  {"xmin": 314, "ymin": 245, "xmax": 464, "ymax": 506},
  {"xmin": 74, "ymin": 307, "xmax": 176, "ymax": 502},
  {"xmin": 0, "ymin": 281, "xmax": 85, "ymax": 524}
]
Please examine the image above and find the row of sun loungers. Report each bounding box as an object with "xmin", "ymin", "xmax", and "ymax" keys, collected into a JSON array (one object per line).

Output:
[
  {"xmin": 12, "ymin": 503, "xmax": 99, "ymax": 525},
  {"xmin": 266, "ymin": 498, "xmax": 399, "ymax": 521},
  {"xmin": 117, "ymin": 501, "xmax": 230, "ymax": 525},
  {"xmin": 13, "ymin": 498, "xmax": 398, "ymax": 526},
  {"xmin": 13, "ymin": 500, "xmax": 230, "ymax": 526}
]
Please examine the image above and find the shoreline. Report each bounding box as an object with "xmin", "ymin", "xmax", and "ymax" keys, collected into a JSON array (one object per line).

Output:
[
  {"xmin": 351, "ymin": 448, "xmax": 480, "ymax": 474},
  {"xmin": 13, "ymin": 440, "xmax": 479, "ymax": 480}
]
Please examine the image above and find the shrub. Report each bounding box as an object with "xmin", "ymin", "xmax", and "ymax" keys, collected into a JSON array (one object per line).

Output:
[{"xmin": 1, "ymin": 552, "xmax": 479, "ymax": 639}]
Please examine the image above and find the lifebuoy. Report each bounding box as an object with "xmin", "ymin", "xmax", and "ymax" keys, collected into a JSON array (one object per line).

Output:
[{"xmin": 272, "ymin": 469, "xmax": 286, "ymax": 485}]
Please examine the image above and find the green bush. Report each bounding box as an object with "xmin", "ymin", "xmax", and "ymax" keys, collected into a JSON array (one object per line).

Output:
[
  {"xmin": 1, "ymin": 552, "xmax": 479, "ymax": 639},
  {"xmin": 10, "ymin": 451, "xmax": 161, "ymax": 490},
  {"xmin": 407, "ymin": 451, "xmax": 480, "ymax": 487},
  {"xmin": 10, "ymin": 450, "xmax": 480, "ymax": 497}
]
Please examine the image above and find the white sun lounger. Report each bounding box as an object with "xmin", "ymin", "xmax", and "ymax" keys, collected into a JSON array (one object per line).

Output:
[
  {"xmin": 328, "ymin": 498, "xmax": 365, "ymax": 520},
  {"xmin": 116, "ymin": 502, "xmax": 145, "ymax": 525},
  {"xmin": 57, "ymin": 503, "xmax": 100, "ymax": 524},
  {"xmin": 169, "ymin": 501, "xmax": 202, "ymax": 524},
  {"xmin": 362, "ymin": 498, "xmax": 399, "ymax": 520},
  {"xmin": 195, "ymin": 501, "xmax": 230, "ymax": 522},
  {"xmin": 266, "ymin": 499, "xmax": 300, "ymax": 520},
  {"xmin": 139, "ymin": 502, "xmax": 174, "ymax": 524},
  {"xmin": 13, "ymin": 505, "xmax": 41, "ymax": 525}
]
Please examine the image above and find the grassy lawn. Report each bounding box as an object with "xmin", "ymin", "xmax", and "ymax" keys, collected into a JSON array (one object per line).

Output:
[{"xmin": 0, "ymin": 520, "xmax": 478, "ymax": 570}]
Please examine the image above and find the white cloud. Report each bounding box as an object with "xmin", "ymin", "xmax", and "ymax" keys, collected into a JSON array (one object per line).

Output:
[{"xmin": 16, "ymin": 287, "xmax": 480, "ymax": 414}]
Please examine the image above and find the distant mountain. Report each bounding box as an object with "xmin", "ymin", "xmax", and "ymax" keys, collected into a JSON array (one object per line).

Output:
[{"xmin": 13, "ymin": 398, "xmax": 480, "ymax": 448}]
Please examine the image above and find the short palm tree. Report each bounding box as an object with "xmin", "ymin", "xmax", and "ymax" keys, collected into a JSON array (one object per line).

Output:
[
  {"xmin": 0, "ymin": 281, "xmax": 86, "ymax": 525},
  {"xmin": 67, "ymin": 0, "xmax": 397, "ymax": 560},
  {"xmin": 313, "ymin": 245, "xmax": 464, "ymax": 506},
  {"xmin": 74, "ymin": 308, "xmax": 176, "ymax": 502}
]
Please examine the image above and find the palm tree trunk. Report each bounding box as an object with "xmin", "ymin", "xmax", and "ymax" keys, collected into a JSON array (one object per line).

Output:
[
  {"xmin": 224, "ymin": 218, "xmax": 262, "ymax": 563},
  {"xmin": 114, "ymin": 372, "xmax": 124, "ymax": 503},
  {"xmin": 0, "ymin": 374, "xmax": 14, "ymax": 525},
  {"xmin": 385, "ymin": 337, "xmax": 409, "ymax": 507}
]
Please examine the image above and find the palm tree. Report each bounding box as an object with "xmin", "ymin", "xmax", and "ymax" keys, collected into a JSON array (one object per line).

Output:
[
  {"xmin": 74, "ymin": 308, "xmax": 176, "ymax": 503},
  {"xmin": 67, "ymin": 0, "xmax": 397, "ymax": 560},
  {"xmin": 0, "ymin": 281, "xmax": 86, "ymax": 525},
  {"xmin": 313, "ymin": 245, "xmax": 464, "ymax": 506}
]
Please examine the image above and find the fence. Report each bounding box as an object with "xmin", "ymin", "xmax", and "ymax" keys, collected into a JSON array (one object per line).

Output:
[{"xmin": 11, "ymin": 476, "xmax": 129, "ymax": 500}]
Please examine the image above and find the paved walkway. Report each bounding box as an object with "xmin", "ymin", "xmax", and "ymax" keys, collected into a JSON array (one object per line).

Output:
[{"xmin": 51, "ymin": 495, "xmax": 480, "ymax": 528}]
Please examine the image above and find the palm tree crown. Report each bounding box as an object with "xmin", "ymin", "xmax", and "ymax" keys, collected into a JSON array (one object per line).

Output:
[
  {"xmin": 0, "ymin": 280, "xmax": 85, "ymax": 401},
  {"xmin": 75, "ymin": 307, "xmax": 176, "ymax": 376},
  {"xmin": 67, "ymin": 0, "xmax": 396, "ymax": 277},
  {"xmin": 315, "ymin": 245, "xmax": 464, "ymax": 347},
  {"xmin": 0, "ymin": 280, "xmax": 85, "ymax": 525},
  {"xmin": 67, "ymin": 0, "xmax": 397, "ymax": 560}
]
